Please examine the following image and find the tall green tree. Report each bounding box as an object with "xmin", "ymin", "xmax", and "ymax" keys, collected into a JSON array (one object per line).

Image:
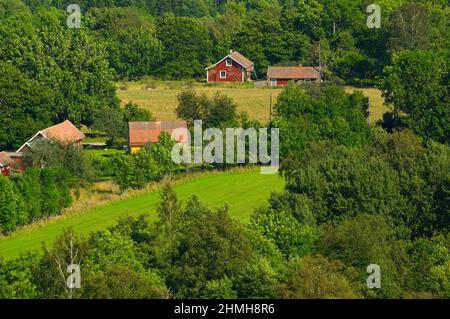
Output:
[
  {"xmin": 0, "ymin": 175, "xmax": 25, "ymax": 233},
  {"xmin": 14, "ymin": 168, "xmax": 42, "ymax": 222},
  {"xmin": 274, "ymin": 84, "xmax": 371, "ymax": 157},
  {"xmin": 277, "ymin": 254, "xmax": 360, "ymax": 299},
  {"xmin": 0, "ymin": 8, "xmax": 119, "ymax": 126},
  {"xmin": 156, "ymin": 196, "xmax": 253, "ymax": 298},
  {"xmin": 0, "ymin": 252, "xmax": 38, "ymax": 298},
  {"xmin": 157, "ymin": 14, "xmax": 212, "ymax": 79},
  {"xmin": 107, "ymin": 27, "xmax": 163, "ymax": 79},
  {"xmin": 176, "ymin": 89, "xmax": 238, "ymax": 128},
  {"xmin": 0, "ymin": 0, "xmax": 29, "ymax": 18},
  {"xmin": 381, "ymin": 50, "xmax": 449, "ymax": 144},
  {"xmin": 387, "ymin": 2, "xmax": 430, "ymax": 53},
  {"xmin": 0, "ymin": 61, "xmax": 54, "ymax": 150}
]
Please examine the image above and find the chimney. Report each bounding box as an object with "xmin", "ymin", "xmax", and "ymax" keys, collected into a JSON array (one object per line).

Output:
[{"xmin": 229, "ymin": 49, "xmax": 233, "ymax": 54}]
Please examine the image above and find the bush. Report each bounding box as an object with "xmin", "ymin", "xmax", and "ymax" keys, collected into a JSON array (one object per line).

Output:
[
  {"xmin": 274, "ymin": 84, "xmax": 372, "ymax": 157},
  {"xmin": 14, "ymin": 168, "xmax": 42, "ymax": 222},
  {"xmin": 277, "ymin": 255, "xmax": 361, "ymax": 299},
  {"xmin": 111, "ymin": 132, "xmax": 178, "ymax": 191},
  {"xmin": 317, "ymin": 215, "xmax": 407, "ymax": 298},
  {"xmin": 250, "ymin": 206, "xmax": 316, "ymax": 258},
  {"xmin": 0, "ymin": 175, "xmax": 25, "ymax": 233},
  {"xmin": 176, "ymin": 89, "xmax": 238, "ymax": 128},
  {"xmin": 29, "ymin": 139, "xmax": 95, "ymax": 184},
  {"xmin": 39, "ymin": 168, "xmax": 72, "ymax": 217},
  {"xmin": 201, "ymin": 277, "xmax": 237, "ymax": 299}
]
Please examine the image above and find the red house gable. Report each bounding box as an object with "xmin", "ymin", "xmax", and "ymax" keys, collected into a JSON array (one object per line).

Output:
[{"xmin": 205, "ymin": 50, "xmax": 254, "ymax": 83}]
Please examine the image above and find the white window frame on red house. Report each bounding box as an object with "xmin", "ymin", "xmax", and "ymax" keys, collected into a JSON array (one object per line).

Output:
[
  {"xmin": 226, "ymin": 58, "xmax": 233, "ymax": 67},
  {"xmin": 220, "ymin": 70, "xmax": 227, "ymax": 78}
]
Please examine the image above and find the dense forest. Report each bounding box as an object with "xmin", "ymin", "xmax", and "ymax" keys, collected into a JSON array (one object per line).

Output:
[{"xmin": 0, "ymin": 0, "xmax": 449, "ymax": 299}]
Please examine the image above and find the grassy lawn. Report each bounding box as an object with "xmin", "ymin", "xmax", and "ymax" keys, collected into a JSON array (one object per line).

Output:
[
  {"xmin": 0, "ymin": 169, "xmax": 284, "ymax": 260},
  {"xmin": 84, "ymin": 147, "xmax": 125, "ymax": 158},
  {"xmin": 117, "ymin": 80, "xmax": 387, "ymax": 124}
]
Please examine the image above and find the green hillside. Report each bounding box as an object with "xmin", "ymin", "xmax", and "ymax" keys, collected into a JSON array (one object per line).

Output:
[{"xmin": 0, "ymin": 169, "xmax": 284, "ymax": 260}]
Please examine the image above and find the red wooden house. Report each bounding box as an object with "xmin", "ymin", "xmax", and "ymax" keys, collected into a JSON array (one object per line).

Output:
[{"xmin": 205, "ymin": 50, "xmax": 254, "ymax": 83}]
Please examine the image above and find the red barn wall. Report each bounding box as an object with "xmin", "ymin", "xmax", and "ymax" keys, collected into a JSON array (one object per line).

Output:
[
  {"xmin": 271, "ymin": 78, "xmax": 320, "ymax": 86},
  {"xmin": 275, "ymin": 79, "xmax": 290, "ymax": 86},
  {"xmin": 207, "ymin": 59, "xmax": 245, "ymax": 83}
]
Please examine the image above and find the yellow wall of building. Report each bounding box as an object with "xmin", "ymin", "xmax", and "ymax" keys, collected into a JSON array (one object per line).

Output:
[{"xmin": 130, "ymin": 147, "xmax": 142, "ymax": 154}]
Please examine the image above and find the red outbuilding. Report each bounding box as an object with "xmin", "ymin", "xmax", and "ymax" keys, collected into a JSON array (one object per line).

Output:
[
  {"xmin": 267, "ymin": 66, "xmax": 322, "ymax": 86},
  {"xmin": 128, "ymin": 120, "xmax": 188, "ymax": 154},
  {"xmin": 206, "ymin": 50, "xmax": 254, "ymax": 83}
]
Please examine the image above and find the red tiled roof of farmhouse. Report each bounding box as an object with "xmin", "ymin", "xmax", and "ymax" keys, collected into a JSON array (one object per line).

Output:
[
  {"xmin": 128, "ymin": 121, "xmax": 188, "ymax": 147},
  {"xmin": 229, "ymin": 51, "xmax": 254, "ymax": 69},
  {"xmin": 267, "ymin": 66, "xmax": 321, "ymax": 80},
  {"xmin": 0, "ymin": 151, "xmax": 14, "ymax": 167},
  {"xmin": 41, "ymin": 120, "xmax": 85, "ymax": 143}
]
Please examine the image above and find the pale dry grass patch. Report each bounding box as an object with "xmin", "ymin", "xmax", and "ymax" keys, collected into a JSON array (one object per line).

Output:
[
  {"xmin": 117, "ymin": 81, "xmax": 282, "ymax": 123},
  {"xmin": 118, "ymin": 81, "xmax": 388, "ymax": 124},
  {"xmin": 345, "ymin": 87, "xmax": 389, "ymax": 123}
]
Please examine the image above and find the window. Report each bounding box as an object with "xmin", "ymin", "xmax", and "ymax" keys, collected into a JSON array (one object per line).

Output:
[
  {"xmin": 220, "ymin": 70, "xmax": 227, "ymax": 78},
  {"xmin": 226, "ymin": 59, "xmax": 233, "ymax": 67}
]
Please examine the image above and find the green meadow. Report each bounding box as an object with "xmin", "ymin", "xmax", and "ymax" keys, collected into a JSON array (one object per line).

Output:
[
  {"xmin": 0, "ymin": 169, "xmax": 284, "ymax": 260},
  {"xmin": 117, "ymin": 80, "xmax": 387, "ymax": 124}
]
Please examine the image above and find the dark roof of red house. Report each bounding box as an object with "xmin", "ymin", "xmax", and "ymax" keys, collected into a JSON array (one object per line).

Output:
[
  {"xmin": 0, "ymin": 151, "xmax": 14, "ymax": 167},
  {"xmin": 229, "ymin": 51, "xmax": 254, "ymax": 69},
  {"xmin": 267, "ymin": 66, "xmax": 321, "ymax": 80},
  {"xmin": 206, "ymin": 50, "xmax": 254, "ymax": 70},
  {"xmin": 128, "ymin": 121, "xmax": 188, "ymax": 147}
]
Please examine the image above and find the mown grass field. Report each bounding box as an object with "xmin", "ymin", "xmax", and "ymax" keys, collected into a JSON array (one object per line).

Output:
[
  {"xmin": 117, "ymin": 80, "xmax": 387, "ymax": 124},
  {"xmin": 117, "ymin": 80, "xmax": 283, "ymax": 123},
  {"xmin": 0, "ymin": 169, "xmax": 284, "ymax": 260}
]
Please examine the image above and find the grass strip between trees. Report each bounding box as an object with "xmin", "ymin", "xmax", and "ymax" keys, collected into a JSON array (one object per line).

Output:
[{"xmin": 0, "ymin": 168, "xmax": 284, "ymax": 260}]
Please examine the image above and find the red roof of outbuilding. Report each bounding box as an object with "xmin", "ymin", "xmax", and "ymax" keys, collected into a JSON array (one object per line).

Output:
[
  {"xmin": 128, "ymin": 121, "xmax": 188, "ymax": 147},
  {"xmin": 41, "ymin": 120, "xmax": 85, "ymax": 143},
  {"xmin": 17, "ymin": 120, "xmax": 85, "ymax": 153},
  {"xmin": 267, "ymin": 66, "xmax": 321, "ymax": 80}
]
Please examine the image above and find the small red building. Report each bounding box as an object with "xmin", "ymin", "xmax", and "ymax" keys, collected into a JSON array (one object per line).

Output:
[
  {"xmin": 267, "ymin": 66, "xmax": 322, "ymax": 86},
  {"xmin": 206, "ymin": 50, "xmax": 254, "ymax": 83},
  {"xmin": 128, "ymin": 120, "xmax": 188, "ymax": 154}
]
